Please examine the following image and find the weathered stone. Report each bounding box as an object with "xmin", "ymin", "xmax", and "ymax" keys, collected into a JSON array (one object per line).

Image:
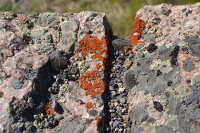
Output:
[
  {"xmin": 128, "ymin": 2, "xmax": 200, "ymax": 133},
  {"xmin": 0, "ymin": 11, "xmax": 112, "ymax": 133}
]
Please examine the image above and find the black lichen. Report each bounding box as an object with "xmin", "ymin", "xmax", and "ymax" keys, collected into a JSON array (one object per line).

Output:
[
  {"xmin": 170, "ymin": 45, "xmax": 179, "ymax": 66},
  {"xmin": 153, "ymin": 101, "xmax": 163, "ymax": 112},
  {"xmin": 146, "ymin": 43, "xmax": 158, "ymax": 53}
]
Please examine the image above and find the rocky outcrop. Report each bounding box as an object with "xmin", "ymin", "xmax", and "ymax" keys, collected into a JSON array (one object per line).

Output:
[
  {"xmin": 0, "ymin": 11, "xmax": 112, "ymax": 133},
  {"xmin": 128, "ymin": 2, "xmax": 200, "ymax": 133},
  {"xmin": 0, "ymin": 2, "xmax": 200, "ymax": 133}
]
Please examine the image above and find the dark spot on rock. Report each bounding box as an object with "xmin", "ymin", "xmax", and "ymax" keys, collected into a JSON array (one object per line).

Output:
[
  {"xmin": 88, "ymin": 110, "xmax": 98, "ymax": 117},
  {"xmin": 182, "ymin": 59, "xmax": 195, "ymax": 72},
  {"xmin": 170, "ymin": 45, "xmax": 179, "ymax": 66},
  {"xmin": 186, "ymin": 79, "xmax": 191, "ymax": 84},
  {"xmin": 146, "ymin": 43, "xmax": 158, "ymax": 53},
  {"xmin": 167, "ymin": 80, "xmax": 172, "ymax": 86},
  {"xmin": 144, "ymin": 90, "xmax": 149, "ymax": 95},
  {"xmin": 141, "ymin": 115, "xmax": 149, "ymax": 122},
  {"xmin": 153, "ymin": 101, "xmax": 163, "ymax": 112},
  {"xmin": 86, "ymin": 119, "xmax": 93, "ymax": 125},
  {"xmin": 165, "ymin": 91, "xmax": 170, "ymax": 97},
  {"xmin": 161, "ymin": 9, "xmax": 172, "ymax": 16},
  {"xmin": 157, "ymin": 70, "xmax": 162, "ymax": 76},
  {"xmin": 123, "ymin": 69, "xmax": 137, "ymax": 90},
  {"xmin": 137, "ymin": 62, "xmax": 141, "ymax": 67},
  {"xmin": 0, "ymin": 92, "xmax": 3, "ymax": 98},
  {"xmin": 147, "ymin": 117, "xmax": 156, "ymax": 124},
  {"xmin": 182, "ymin": 8, "xmax": 187, "ymax": 13}
]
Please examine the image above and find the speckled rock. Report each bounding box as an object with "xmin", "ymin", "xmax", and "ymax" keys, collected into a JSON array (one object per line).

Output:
[
  {"xmin": 128, "ymin": 2, "xmax": 200, "ymax": 133},
  {"xmin": 0, "ymin": 11, "xmax": 112, "ymax": 133}
]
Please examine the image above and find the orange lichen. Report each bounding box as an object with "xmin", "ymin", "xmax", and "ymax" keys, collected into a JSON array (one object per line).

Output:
[
  {"xmin": 78, "ymin": 34, "xmax": 108, "ymax": 63},
  {"xmin": 43, "ymin": 103, "xmax": 54, "ymax": 114},
  {"xmin": 78, "ymin": 34, "xmax": 109, "ymax": 97},
  {"xmin": 85, "ymin": 102, "xmax": 94, "ymax": 109},
  {"xmin": 96, "ymin": 63, "xmax": 101, "ymax": 70},
  {"xmin": 124, "ymin": 46, "xmax": 129, "ymax": 51},
  {"xmin": 76, "ymin": 56, "xmax": 82, "ymax": 60},
  {"xmin": 95, "ymin": 117, "xmax": 103, "ymax": 126},
  {"xmin": 73, "ymin": 114, "xmax": 78, "ymax": 117},
  {"xmin": 79, "ymin": 70, "xmax": 106, "ymax": 97},
  {"xmin": 130, "ymin": 17, "xmax": 145, "ymax": 50}
]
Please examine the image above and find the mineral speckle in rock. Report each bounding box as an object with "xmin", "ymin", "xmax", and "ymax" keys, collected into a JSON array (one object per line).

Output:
[{"xmin": 153, "ymin": 101, "xmax": 163, "ymax": 112}]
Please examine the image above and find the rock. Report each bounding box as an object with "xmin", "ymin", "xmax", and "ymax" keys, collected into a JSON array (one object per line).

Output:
[
  {"xmin": 0, "ymin": 11, "xmax": 112, "ymax": 133},
  {"xmin": 128, "ymin": 2, "xmax": 200, "ymax": 133},
  {"xmin": 1, "ymin": 2, "xmax": 200, "ymax": 133}
]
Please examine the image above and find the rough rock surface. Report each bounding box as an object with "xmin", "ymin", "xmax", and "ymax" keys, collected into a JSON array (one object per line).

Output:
[
  {"xmin": 128, "ymin": 2, "xmax": 200, "ymax": 133},
  {"xmin": 0, "ymin": 11, "xmax": 112, "ymax": 133},
  {"xmin": 1, "ymin": 2, "xmax": 200, "ymax": 133}
]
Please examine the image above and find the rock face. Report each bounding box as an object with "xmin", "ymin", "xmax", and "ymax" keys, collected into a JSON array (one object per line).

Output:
[
  {"xmin": 128, "ymin": 2, "xmax": 200, "ymax": 133},
  {"xmin": 0, "ymin": 2, "xmax": 200, "ymax": 133},
  {"xmin": 0, "ymin": 11, "xmax": 112, "ymax": 133}
]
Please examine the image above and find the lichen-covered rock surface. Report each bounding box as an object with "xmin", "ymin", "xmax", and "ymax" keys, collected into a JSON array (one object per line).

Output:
[
  {"xmin": 1, "ymin": 2, "xmax": 200, "ymax": 133},
  {"xmin": 0, "ymin": 11, "xmax": 112, "ymax": 133},
  {"xmin": 127, "ymin": 2, "xmax": 200, "ymax": 133}
]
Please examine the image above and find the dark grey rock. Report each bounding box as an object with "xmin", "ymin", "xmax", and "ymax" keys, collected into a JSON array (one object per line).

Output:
[{"xmin": 112, "ymin": 120, "xmax": 120, "ymax": 128}]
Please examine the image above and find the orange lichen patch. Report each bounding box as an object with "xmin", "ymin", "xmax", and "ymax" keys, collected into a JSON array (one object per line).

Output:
[
  {"xmin": 44, "ymin": 103, "xmax": 54, "ymax": 114},
  {"xmin": 78, "ymin": 34, "xmax": 109, "ymax": 97},
  {"xmin": 130, "ymin": 17, "xmax": 145, "ymax": 50},
  {"xmin": 124, "ymin": 46, "xmax": 129, "ymax": 51},
  {"xmin": 95, "ymin": 117, "xmax": 103, "ymax": 126},
  {"xmin": 96, "ymin": 63, "xmax": 103, "ymax": 71},
  {"xmin": 76, "ymin": 56, "xmax": 82, "ymax": 60},
  {"xmin": 85, "ymin": 102, "xmax": 94, "ymax": 109},
  {"xmin": 78, "ymin": 34, "xmax": 108, "ymax": 63},
  {"xmin": 73, "ymin": 114, "xmax": 78, "ymax": 117},
  {"xmin": 79, "ymin": 70, "xmax": 106, "ymax": 97}
]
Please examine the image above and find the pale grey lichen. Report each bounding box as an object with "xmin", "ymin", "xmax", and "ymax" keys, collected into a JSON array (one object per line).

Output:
[
  {"xmin": 163, "ymin": 115, "xmax": 179, "ymax": 131},
  {"xmin": 35, "ymin": 13, "xmax": 60, "ymax": 27},
  {"xmin": 0, "ymin": 70, "xmax": 6, "ymax": 85},
  {"xmin": 59, "ymin": 96, "xmax": 66, "ymax": 103},
  {"xmin": 57, "ymin": 21, "xmax": 78, "ymax": 52},
  {"xmin": 60, "ymin": 84, "xmax": 69, "ymax": 92},
  {"xmin": 33, "ymin": 113, "xmax": 44, "ymax": 129},
  {"xmin": 78, "ymin": 60, "xmax": 90, "ymax": 73},
  {"xmin": 151, "ymin": 60, "xmax": 173, "ymax": 74},
  {"xmin": 191, "ymin": 73, "xmax": 200, "ymax": 86},
  {"xmin": 27, "ymin": 27, "xmax": 54, "ymax": 52}
]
